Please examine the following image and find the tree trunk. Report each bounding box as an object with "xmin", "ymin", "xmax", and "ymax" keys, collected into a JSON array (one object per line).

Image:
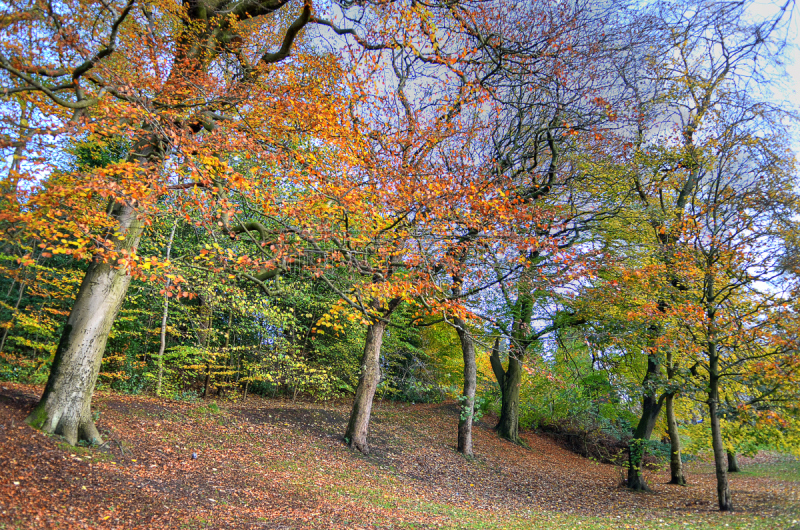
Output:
[
  {"xmin": 0, "ymin": 280, "xmax": 26, "ymax": 355},
  {"xmin": 708, "ymin": 346, "xmax": 733, "ymax": 511},
  {"xmin": 665, "ymin": 393, "xmax": 686, "ymax": 485},
  {"xmin": 496, "ymin": 354, "xmax": 522, "ymax": 443},
  {"xmin": 345, "ymin": 319, "xmax": 388, "ymax": 454},
  {"xmin": 197, "ymin": 298, "xmax": 213, "ymax": 399},
  {"xmin": 454, "ymin": 316, "xmax": 476, "ymax": 457},
  {"xmin": 203, "ymin": 365, "xmax": 212, "ymax": 398},
  {"xmin": 727, "ymin": 450, "xmax": 740, "ymax": 473},
  {"xmin": 25, "ymin": 203, "xmax": 144, "ymax": 446},
  {"xmin": 218, "ymin": 308, "xmax": 234, "ymax": 397},
  {"xmin": 155, "ymin": 221, "xmax": 177, "ymax": 397},
  {"xmin": 628, "ymin": 355, "xmax": 664, "ymax": 492},
  {"xmin": 155, "ymin": 288, "xmax": 170, "ymax": 397},
  {"xmin": 25, "ymin": 126, "xmax": 162, "ymax": 445},
  {"xmin": 495, "ymin": 293, "xmax": 534, "ymax": 445}
]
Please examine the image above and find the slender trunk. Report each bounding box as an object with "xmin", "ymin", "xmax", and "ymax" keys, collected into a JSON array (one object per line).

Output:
[
  {"xmin": 218, "ymin": 308, "xmax": 233, "ymax": 397},
  {"xmin": 3, "ymin": 100, "xmax": 31, "ymax": 196},
  {"xmin": 4, "ymin": 279, "xmax": 15, "ymax": 297},
  {"xmin": 155, "ymin": 221, "xmax": 177, "ymax": 397},
  {"xmin": 198, "ymin": 300, "xmax": 213, "ymax": 399},
  {"xmin": 203, "ymin": 364, "xmax": 212, "ymax": 398},
  {"xmin": 708, "ymin": 343, "xmax": 733, "ymax": 511},
  {"xmin": 0, "ymin": 281, "xmax": 25, "ymax": 354},
  {"xmin": 628, "ymin": 355, "xmax": 664, "ymax": 492},
  {"xmin": 665, "ymin": 393, "xmax": 686, "ymax": 485},
  {"xmin": 155, "ymin": 288, "xmax": 170, "ymax": 396},
  {"xmin": 25, "ymin": 203, "xmax": 145, "ymax": 445},
  {"xmin": 727, "ymin": 450, "xmax": 740, "ymax": 473},
  {"xmin": 454, "ymin": 316, "xmax": 476, "ymax": 457},
  {"xmin": 345, "ymin": 319, "xmax": 388, "ymax": 454}
]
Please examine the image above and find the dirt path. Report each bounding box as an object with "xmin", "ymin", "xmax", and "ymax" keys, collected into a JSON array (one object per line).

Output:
[{"xmin": 1, "ymin": 384, "xmax": 797, "ymax": 529}]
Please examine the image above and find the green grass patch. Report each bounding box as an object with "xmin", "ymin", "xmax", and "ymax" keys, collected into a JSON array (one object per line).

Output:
[{"xmin": 740, "ymin": 459, "xmax": 800, "ymax": 482}]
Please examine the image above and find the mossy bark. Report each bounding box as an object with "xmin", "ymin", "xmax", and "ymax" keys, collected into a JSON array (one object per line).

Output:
[
  {"xmin": 666, "ymin": 393, "xmax": 686, "ymax": 485},
  {"xmin": 454, "ymin": 316, "xmax": 476, "ymax": 457},
  {"xmin": 628, "ymin": 355, "xmax": 664, "ymax": 492},
  {"xmin": 727, "ymin": 450, "xmax": 740, "ymax": 473},
  {"xmin": 26, "ymin": 203, "xmax": 144, "ymax": 446},
  {"xmin": 496, "ymin": 355, "xmax": 522, "ymax": 443},
  {"xmin": 494, "ymin": 293, "xmax": 534, "ymax": 445}
]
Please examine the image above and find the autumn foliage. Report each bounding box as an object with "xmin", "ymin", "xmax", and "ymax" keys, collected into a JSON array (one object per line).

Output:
[{"xmin": 0, "ymin": 0, "xmax": 798, "ymax": 521}]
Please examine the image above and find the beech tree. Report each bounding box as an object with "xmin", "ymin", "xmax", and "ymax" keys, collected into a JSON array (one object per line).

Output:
[
  {"xmin": 0, "ymin": 0, "xmax": 379, "ymax": 445},
  {"xmin": 574, "ymin": 0, "xmax": 798, "ymax": 493},
  {"xmin": 677, "ymin": 113, "xmax": 798, "ymax": 510}
]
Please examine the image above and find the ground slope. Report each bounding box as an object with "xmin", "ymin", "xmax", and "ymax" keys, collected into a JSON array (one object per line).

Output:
[{"xmin": 0, "ymin": 383, "xmax": 797, "ymax": 529}]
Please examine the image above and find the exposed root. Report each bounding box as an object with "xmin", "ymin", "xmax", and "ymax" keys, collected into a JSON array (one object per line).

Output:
[
  {"xmin": 348, "ymin": 436, "xmax": 370, "ymax": 454},
  {"xmin": 26, "ymin": 402, "xmax": 102, "ymax": 446}
]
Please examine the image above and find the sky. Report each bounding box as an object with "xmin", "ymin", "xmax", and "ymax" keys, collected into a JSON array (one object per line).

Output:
[{"xmin": 748, "ymin": 1, "xmax": 800, "ymax": 151}]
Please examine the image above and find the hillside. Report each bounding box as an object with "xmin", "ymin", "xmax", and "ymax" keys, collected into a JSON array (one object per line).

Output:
[{"xmin": 1, "ymin": 383, "xmax": 797, "ymax": 529}]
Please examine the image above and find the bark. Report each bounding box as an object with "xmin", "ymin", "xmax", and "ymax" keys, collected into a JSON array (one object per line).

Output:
[
  {"xmin": 496, "ymin": 354, "xmax": 522, "ymax": 442},
  {"xmin": 489, "ymin": 338, "xmax": 505, "ymax": 390},
  {"xmin": 25, "ymin": 203, "xmax": 144, "ymax": 446},
  {"xmin": 155, "ymin": 288, "xmax": 170, "ymax": 397},
  {"xmin": 218, "ymin": 307, "xmax": 234, "ymax": 397},
  {"xmin": 454, "ymin": 316, "xmax": 476, "ymax": 457},
  {"xmin": 345, "ymin": 319, "xmax": 389, "ymax": 454},
  {"xmin": 155, "ymin": 221, "xmax": 177, "ymax": 397},
  {"xmin": 203, "ymin": 364, "xmax": 212, "ymax": 398},
  {"xmin": 665, "ymin": 393, "xmax": 686, "ymax": 485},
  {"xmin": 727, "ymin": 450, "xmax": 740, "ymax": 473},
  {"xmin": 628, "ymin": 355, "xmax": 665, "ymax": 492},
  {"xmin": 708, "ymin": 344, "xmax": 733, "ymax": 511},
  {"xmin": 25, "ymin": 127, "xmax": 161, "ymax": 445},
  {"xmin": 489, "ymin": 337, "xmax": 522, "ymax": 442},
  {"xmin": 495, "ymin": 294, "xmax": 534, "ymax": 444},
  {"xmin": 196, "ymin": 298, "xmax": 213, "ymax": 399},
  {"xmin": 0, "ymin": 280, "xmax": 25, "ymax": 354}
]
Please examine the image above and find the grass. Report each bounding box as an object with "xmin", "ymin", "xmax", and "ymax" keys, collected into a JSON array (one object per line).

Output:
[
  {"xmin": 322, "ymin": 473, "xmax": 800, "ymax": 530},
  {"xmin": 740, "ymin": 460, "xmax": 800, "ymax": 482}
]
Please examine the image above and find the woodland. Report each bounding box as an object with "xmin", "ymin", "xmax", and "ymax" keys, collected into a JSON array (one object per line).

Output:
[{"xmin": 0, "ymin": 0, "xmax": 799, "ymax": 527}]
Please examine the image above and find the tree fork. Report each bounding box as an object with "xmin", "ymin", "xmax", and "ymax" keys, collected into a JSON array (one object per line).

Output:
[{"xmin": 496, "ymin": 355, "xmax": 522, "ymax": 443}]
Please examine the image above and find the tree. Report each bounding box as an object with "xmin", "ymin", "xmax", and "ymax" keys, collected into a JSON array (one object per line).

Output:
[
  {"xmin": 443, "ymin": 0, "xmax": 638, "ymax": 445},
  {"xmin": 0, "ymin": 0, "xmax": 369, "ymax": 445},
  {"xmin": 572, "ymin": 0, "xmax": 798, "ymax": 494}
]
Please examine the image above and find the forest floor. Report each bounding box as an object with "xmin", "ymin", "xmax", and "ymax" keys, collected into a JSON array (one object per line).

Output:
[{"xmin": 0, "ymin": 383, "xmax": 798, "ymax": 530}]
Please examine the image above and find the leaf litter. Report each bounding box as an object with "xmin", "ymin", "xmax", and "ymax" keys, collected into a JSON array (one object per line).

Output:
[{"xmin": 1, "ymin": 383, "xmax": 797, "ymax": 529}]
